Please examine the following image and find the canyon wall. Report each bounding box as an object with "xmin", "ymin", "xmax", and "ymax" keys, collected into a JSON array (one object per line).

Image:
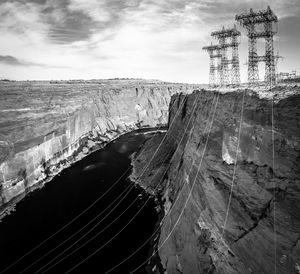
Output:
[
  {"xmin": 132, "ymin": 88, "xmax": 300, "ymax": 273},
  {"xmin": 0, "ymin": 80, "xmax": 200, "ymax": 212}
]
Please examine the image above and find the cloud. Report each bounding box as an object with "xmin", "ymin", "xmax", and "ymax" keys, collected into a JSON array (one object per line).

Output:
[
  {"xmin": 0, "ymin": 0, "xmax": 299, "ymax": 82},
  {"xmin": 42, "ymin": 0, "xmax": 98, "ymax": 44},
  {"xmin": 0, "ymin": 54, "xmax": 71, "ymax": 69},
  {"xmin": 0, "ymin": 55, "xmax": 25, "ymax": 66},
  {"xmin": 0, "ymin": 0, "xmax": 96, "ymax": 44}
]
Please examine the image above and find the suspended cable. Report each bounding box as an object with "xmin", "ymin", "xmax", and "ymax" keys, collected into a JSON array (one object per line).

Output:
[
  {"xmin": 61, "ymin": 92, "xmax": 203, "ymax": 274},
  {"xmin": 1, "ymin": 92, "xmax": 184, "ymax": 274},
  {"xmin": 131, "ymin": 90, "xmax": 220, "ymax": 273},
  {"xmin": 104, "ymin": 91, "xmax": 218, "ymax": 273},
  {"xmin": 33, "ymin": 100, "xmax": 188, "ymax": 274},
  {"xmin": 22, "ymin": 97, "xmax": 186, "ymax": 273},
  {"xmin": 221, "ymin": 89, "xmax": 245, "ymax": 235},
  {"xmin": 271, "ymin": 68, "xmax": 277, "ymax": 274}
]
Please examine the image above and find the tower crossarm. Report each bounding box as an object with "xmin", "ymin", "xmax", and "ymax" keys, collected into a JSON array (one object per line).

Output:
[
  {"xmin": 236, "ymin": 6, "xmax": 278, "ymax": 26},
  {"xmin": 249, "ymin": 31, "xmax": 277, "ymax": 38},
  {"xmin": 219, "ymin": 42, "xmax": 240, "ymax": 49},
  {"xmin": 248, "ymin": 55, "xmax": 267, "ymax": 62},
  {"xmin": 202, "ymin": 45, "xmax": 220, "ymax": 51},
  {"xmin": 211, "ymin": 27, "xmax": 241, "ymax": 39},
  {"xmin": 212, "ymin": 65, "xmax": 222, "ymax": 71},
  {"xmin": 225, "ymin": 58, "xmax": 240, "ymax": 64},
  {"xmin": 211, "ymin": 54, "xmax": 222, "ymax": 58}
]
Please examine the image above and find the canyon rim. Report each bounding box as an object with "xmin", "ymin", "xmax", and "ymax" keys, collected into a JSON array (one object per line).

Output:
[{"xmin": 1, "ymin": 0, "xmax": 300, "ymax": 273}]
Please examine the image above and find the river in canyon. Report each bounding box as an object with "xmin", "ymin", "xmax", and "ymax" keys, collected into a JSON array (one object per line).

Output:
[{"xmin": 0, "ymin": 129, "xmax": 160, "ymax": 273}]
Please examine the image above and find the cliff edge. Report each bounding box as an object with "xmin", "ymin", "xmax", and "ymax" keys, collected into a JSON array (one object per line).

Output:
[
  {"xmin": 0, "ymin": 80, "xmax": 201, "ymax": 213},
  {"xmin": 131, "ymin": 87, "xmax": 300, "ymax": 273}
]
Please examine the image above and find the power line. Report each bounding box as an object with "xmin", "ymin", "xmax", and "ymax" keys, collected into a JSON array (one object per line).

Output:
[
  {"xmin": 1, "ymin": 92, "xmax": 185, "ymax": 274},
  {"xmin": 61, "ymin": 91, "xmax": 203, "ymax": 274},
  {"xmin": 222, "ymin": 89, "xmax": 246, "ymax": 235},
  {"xmin": 104, "ymin": 91, "xmax": 219, "ymax": 273},
  {"xmin": 131, "ymin": 90, "xmax": 220, "ymax": 273},
  {"xmin": 270, "ymin": 67, "xmax": 277, "ymax": 274},
  {"xmin": 32, "ymin": 97, "xmax": 189, "ymax": 274}
]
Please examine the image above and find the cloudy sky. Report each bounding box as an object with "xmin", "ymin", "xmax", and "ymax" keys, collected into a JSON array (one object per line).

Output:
[{"xmin": 0, "ymin": 0, "xmax": 299, "ymax": 83}]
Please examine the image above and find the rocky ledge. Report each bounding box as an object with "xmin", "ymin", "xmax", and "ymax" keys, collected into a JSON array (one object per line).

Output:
[
  {"xmin": 131, "ymin": 87, "xmax": 300, "ymax": 273},
  {"xmin": 0, "ymin": 79, "xmax": 202, "ymax": 217}
]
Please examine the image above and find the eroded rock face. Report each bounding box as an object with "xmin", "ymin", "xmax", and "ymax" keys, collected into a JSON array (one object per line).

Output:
[
  {"xmin": 131, "ymin": 89, "xmax": 300, "ymax": 273},
  {"xmin": 0, "ymin": 80, "xmax": 200, "ymax": 211}
]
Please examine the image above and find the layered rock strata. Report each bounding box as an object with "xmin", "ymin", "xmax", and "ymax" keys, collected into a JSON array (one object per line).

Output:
[
  {"xmin": 0, "ymin": 80, "xmax": 200, "ymax": 213},
  {"xmin": 131, "ymin": 88, "xmax": 300, "ymax": 273}
]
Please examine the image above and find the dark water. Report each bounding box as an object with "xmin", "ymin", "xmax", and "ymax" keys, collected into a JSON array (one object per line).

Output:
[{"xmin": 0, "ymin": 130, "xmax": 158, "ymax": 274}]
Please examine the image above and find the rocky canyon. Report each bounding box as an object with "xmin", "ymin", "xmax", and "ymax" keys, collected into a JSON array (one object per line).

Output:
[
  {"xmin": 1, "ymin": 79, "xmax": 299, "ymax": 274},
  {"xmin": 131, "ymin": 86, "xmax": 300, "ymax": 273},
  {"xmin": 0, "ymin": 79, "xmax": 200, "ymax": 214}
]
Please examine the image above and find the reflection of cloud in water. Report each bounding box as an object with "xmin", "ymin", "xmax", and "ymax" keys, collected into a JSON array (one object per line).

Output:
[
  {"xmin": 83, "ymin": 162, "xmax": 106, "ymax": 171},
  {"xmin": 117, "ymin": 144, "xmax": 128, "ymax": 154}
]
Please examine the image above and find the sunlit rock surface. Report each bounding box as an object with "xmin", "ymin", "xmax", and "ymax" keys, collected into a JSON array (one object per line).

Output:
[
  {"xmin": 0, "ymin": 79, "xmax": 202, "ymax": 212},
  {"xmin": 131, "ymin": 87, "xmax": 300, "ymax": 273}
]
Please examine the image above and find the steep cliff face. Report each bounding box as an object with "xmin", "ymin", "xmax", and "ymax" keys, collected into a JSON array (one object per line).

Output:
[
  {"xmin": 131, "ymin": 88, "xmax": 300, "ymax": 273},
  {"xmin": 0, "ymin": 80, "xmax": 200, "ymax": 212}
]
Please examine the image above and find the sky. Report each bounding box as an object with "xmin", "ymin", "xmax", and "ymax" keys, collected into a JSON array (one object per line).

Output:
[{"xmin": 0, "ymin": 0, "xmax": 299, "ymax": 83}]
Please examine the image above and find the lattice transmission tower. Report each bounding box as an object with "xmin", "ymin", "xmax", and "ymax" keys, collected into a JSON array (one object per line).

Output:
[
  {"xmin": 274, "ymin": 51, "xmax": 283, "ymax": 81},
  {"xmin": 211, "ymin": 25, "xmax": 241, "ymax": 86},
  {"xmin": 202, "ymin": 43, "xmax": 222, "ymax": 87},
  {"xmin": 236, "ymin": 6, "xmax": 278, "ymax": 84}
]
